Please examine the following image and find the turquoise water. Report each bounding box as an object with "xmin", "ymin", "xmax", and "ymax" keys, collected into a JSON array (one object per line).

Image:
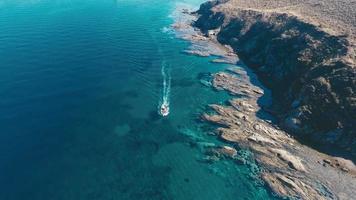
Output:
[{"xmin": 0, "ymin": 0, "xmax": 276, "ymax": 199}]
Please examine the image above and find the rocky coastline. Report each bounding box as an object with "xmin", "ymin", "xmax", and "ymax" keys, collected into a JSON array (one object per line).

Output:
[
  {"xmin": 203, "ymin": 69, "xmax": 356, "ymax": 199},
  {"xmin": 172, "ymin": 1, "xmax": 356, "ymax": 199},
  {"xmin": 194, "ymin": 0, "xmax": 356, "ymax": 158}
]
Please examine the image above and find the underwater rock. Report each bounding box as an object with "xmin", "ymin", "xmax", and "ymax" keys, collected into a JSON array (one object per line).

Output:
[
  {"xmin": 200, "ymin": 68, "xmax": 355, "ymax": 199},
  {"xmin": 194, "ymin": 0, "xmax": 356, "ymax": 158},
  {"xmin": 219, "ymin": 146, "xmax": 238, "ymax": 158},
  {"xmin": 204, "ymin": 145, "xmax": 237, "ymax": 159},
  {"xmin": 175, "ymin": 1, "xmax": 356, "ymax": 198}
]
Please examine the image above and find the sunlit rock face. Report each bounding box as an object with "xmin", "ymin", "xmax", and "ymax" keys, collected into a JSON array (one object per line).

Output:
[{"xmin": 194, "ymin": 0, "xmax": 356, "ymax": 157}]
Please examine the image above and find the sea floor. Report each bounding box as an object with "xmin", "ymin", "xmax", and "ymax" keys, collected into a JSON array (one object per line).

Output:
[{"xmin": 0, "ymin": 1, "xmax": 276, "ymax": 199}]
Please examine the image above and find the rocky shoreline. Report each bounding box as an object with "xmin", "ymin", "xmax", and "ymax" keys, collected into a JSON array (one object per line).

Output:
[
  {"xmin": 204, "ymin": 70, "xmax": 356, "ymax": 199},
  {"xmin": 171, "ymin": 1, "xmax": 356, "ymax": 199},
  {"xmin": 193, "ymin": 0, "xmax": 356, "ymax": 158}
]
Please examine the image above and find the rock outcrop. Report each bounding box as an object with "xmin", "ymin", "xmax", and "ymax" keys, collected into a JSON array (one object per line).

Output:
[
  {"xmin": 194, "ymin": 0, "xmax": 356, "ymax": 157},
  {"xmin": 203, "ymin": 70, "xmax": 356, "ymax": 199},
  {"xmin": 172, "ymin": 3, "xmax": 356, "ymax": 198}
]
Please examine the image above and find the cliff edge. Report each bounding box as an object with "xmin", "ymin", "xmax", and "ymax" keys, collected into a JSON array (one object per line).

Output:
[{"xmin": 194, "ymin": 0, "xmax": 356, "ymax": 158}]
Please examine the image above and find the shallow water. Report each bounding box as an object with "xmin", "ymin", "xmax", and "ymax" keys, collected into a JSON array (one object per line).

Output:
[{"xmin": 0, "ymin": 0, "xmax": 276, "ymax": 199}]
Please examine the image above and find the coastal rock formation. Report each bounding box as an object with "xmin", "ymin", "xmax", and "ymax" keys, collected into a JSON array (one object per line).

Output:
[
  {"xmin": 172, "ymin": 3, "xmax": 356, "ymax": 199},
  {"xmin": 203, "ymin": 70, "xmax": 356, "ymax": 199},
  {"xmin": 194, "ymin": 0, "xmax": 356, "ymax": 158}
]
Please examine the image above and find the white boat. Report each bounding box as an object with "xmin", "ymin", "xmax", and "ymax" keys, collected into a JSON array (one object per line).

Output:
[{"xmin": 160, "ymin": 103, "xmax": 169, "ymax": 117}]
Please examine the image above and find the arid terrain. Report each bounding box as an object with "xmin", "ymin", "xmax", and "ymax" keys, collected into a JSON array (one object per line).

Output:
[
  {"xmin": 201, "ymin": 0, "xmax": 356, "ymax": 65},
  {"xmin": 172, "ymin": 0, "xmax": 356, "ymax": 199},
  {"xmin": 217, "ymin": 0, "xmax": 356, "ymax": 42},
  {"xmin": 194, "ymin": 0, "xmax": 356, "ymax": 158}
]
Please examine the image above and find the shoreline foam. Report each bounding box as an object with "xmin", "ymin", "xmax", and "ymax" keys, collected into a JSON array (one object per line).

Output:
[{"xmin": 171, "ymin": 3, "xmax": 356, "ymax": 199}]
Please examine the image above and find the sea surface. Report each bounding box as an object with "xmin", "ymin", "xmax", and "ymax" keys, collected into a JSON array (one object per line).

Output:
[{"xmin": 0, "ymin": 0, "xmax": 276, "ymax": 199}]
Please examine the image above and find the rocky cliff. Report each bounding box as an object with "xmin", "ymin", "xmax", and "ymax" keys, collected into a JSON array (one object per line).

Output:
[{"xmin": 194, "ymin": 0, "xmax": 356, "ymax": 157}]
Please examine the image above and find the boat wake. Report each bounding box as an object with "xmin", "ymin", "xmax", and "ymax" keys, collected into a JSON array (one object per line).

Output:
[{"xmin": 159, "ymin": 61, "xmax": 171, "ymax": 117}]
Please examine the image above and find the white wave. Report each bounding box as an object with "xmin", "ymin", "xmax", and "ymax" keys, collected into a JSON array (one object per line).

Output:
[{"xmin": 161, "ymin": 26, "xmax": 171, "ymax": 33}]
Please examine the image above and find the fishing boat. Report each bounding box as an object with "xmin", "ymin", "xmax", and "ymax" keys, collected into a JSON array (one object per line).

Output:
[{"xmin": 160, "ymin": 102, "xmax": 169, "ymax": 117}]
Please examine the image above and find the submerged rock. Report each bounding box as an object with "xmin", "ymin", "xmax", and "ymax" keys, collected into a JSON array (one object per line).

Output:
[
  {"xmin": 173, "ymin": 1, "xmax": 356, "ymax": 198},
  {"xmin": 194, "ymin": 0, "xmax": 356, "ymax": 157},
  {"xmin": 204, "ymin": 145, "xmax": 237, "ymax": 160}
]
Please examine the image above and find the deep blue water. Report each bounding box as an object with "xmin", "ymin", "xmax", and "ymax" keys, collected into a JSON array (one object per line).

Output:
[{"xmin": 0, "ymin": 0, "xmax": 275, "ymax": 199}]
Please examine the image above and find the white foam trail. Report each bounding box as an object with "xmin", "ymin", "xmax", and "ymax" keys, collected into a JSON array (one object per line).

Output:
[
  {"xmin": 162, "ymin": 61, "xmax": 171, "ymax": 105},
  {"xmin": 159, "ymin": 61, "xmax": 171, "ymax": 116}
]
